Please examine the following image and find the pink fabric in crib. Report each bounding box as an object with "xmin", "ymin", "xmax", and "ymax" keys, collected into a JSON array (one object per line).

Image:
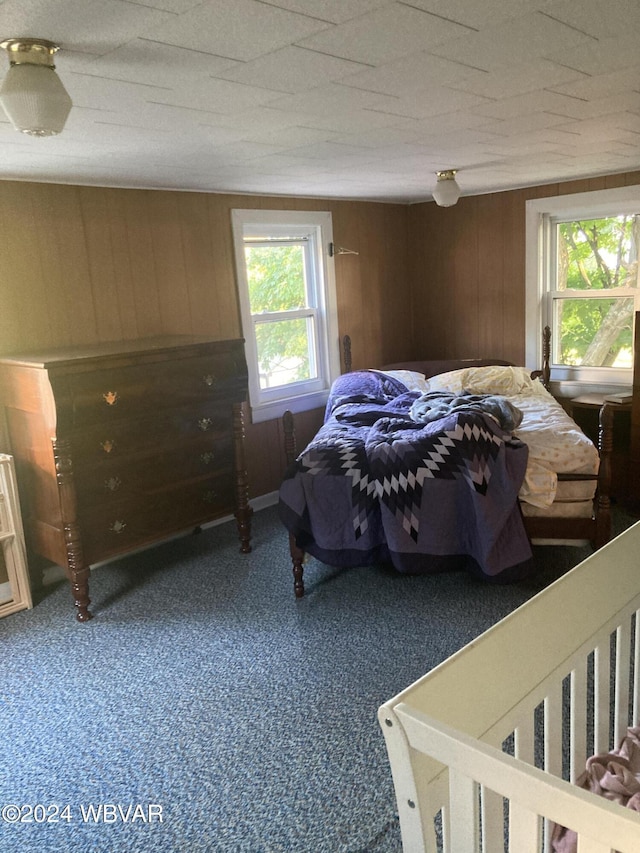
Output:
[{"xmin": 551, "ymin": 726, "xmax": 640, "ymax": 852}]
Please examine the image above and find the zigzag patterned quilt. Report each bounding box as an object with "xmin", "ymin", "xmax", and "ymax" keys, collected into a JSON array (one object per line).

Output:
[{"xmin": 279, "ymin": 370, "xmax": 534, "ymax": 581}]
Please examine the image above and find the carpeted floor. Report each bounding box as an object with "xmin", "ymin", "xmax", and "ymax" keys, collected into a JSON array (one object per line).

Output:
[{"xmin": 0, "ymin": 505, "xmax": 637, "ymax": 853}]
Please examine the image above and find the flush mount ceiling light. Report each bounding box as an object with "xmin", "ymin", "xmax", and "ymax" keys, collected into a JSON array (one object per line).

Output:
[
  {"xmin": 0, "ymin": 38, "xmax": 72, "ymax": 136},
  {"xmin": 432, "ymin": 169, "xmax": 461, "ymax": 207}
]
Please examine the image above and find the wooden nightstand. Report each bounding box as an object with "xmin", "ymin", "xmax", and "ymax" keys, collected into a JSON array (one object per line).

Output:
[{"xmin": 570, "ymin": 394, "xmax": 632, "ymax": 503}]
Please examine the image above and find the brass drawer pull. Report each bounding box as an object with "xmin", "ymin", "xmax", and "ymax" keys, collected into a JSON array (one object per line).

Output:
[
  {"xmin": 200, "ymin": 452, "xmax": 216, "ymax": 465},
  {"xmin": 104, "ymin": 476, "xmax": 122, "ymax": 492},
  {"xmin": 202, "ymin": 373, "xmax": 216, "ymax": 388},
  {"xmin": 202, "ymin": 490, "xmax": 217, "ymax": 503},
  {"xmin": 101, "ymin": 439, "xmax": 116, "ymax": 454},
  {"xmin": 109, "ymin": 520, "xmax": 127, "ymax": 534},
  {"xmin": 103, "ymin": 390, "xmax": 118, "ymax": 406},
  {"xmin": 198, "ymin": 417, "xmax": 214, "ymax": 431}
]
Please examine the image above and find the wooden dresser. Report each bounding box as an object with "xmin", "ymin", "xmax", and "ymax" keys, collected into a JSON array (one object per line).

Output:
[{"xmin": 0, "ymin": 336, "xmax": 251, "ymax": 622}]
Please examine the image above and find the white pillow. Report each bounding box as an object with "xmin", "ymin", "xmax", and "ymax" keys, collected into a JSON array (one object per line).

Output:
[
  {"xmin": 382, "ymin": 369, "xmax": 429, "ymax": 392},
  {"xmin": 426, "ymin": 365, "xmax": 536, "ymax": 396}
]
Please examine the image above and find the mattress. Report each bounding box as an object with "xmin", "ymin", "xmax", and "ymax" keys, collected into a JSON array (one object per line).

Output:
[{"xmin": 511, "ymin": 389, "xmax": 599, "ymax": 509}]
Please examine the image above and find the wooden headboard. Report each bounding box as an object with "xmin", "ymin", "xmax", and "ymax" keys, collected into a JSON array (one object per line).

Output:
[{"xmin": 341, "ymin": 326, "xmax": 552, "ymax": 387}]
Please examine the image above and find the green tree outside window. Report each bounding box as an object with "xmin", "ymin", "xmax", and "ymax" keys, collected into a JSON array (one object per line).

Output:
[{"xmin": 555, "ymin": 215, "xmax": 639, "ymax": 366}]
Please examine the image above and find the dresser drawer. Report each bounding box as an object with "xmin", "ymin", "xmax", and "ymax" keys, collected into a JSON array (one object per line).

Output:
[
  {"xmin": 71, "ymin": 403, "xmax": 234, "ymax": 462},
  {"xmin": 66, "ymin": 352, "xmax": 246, "ymax": 426},
  {"xmin": 74, "ymin": 438, "xmax": 234, "ymax": 507},
  {"xmin": 79, "ymin": 472, "xmax": 235, "ymax": 563}
]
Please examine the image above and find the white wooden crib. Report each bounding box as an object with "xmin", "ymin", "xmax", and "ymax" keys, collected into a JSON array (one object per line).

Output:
[{"xmin": 378, "ymin": 520, "xmax": 640, "ymax": 852}]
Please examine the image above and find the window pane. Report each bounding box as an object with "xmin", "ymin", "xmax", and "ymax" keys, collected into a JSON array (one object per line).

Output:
[
  {"xmin": 255, "ymin": 317, "xmax": 317, "ymax": 389},
  {"xmin": 553, "ymin": 296, "xmax": 634, "ymax": 367},
  {"xmin": 244, "ymin": 245, "xmax": 307, "ymax": 313},
  {"xmin": 556, "ymin": 215, "xmax": 639, "ymax": 292}
]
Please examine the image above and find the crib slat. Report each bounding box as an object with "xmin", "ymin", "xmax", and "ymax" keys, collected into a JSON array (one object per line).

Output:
[
  {"xmin": 448, "ymin": 768, "xmax": 478, "ymax": 851},
  {"xmin": 615, "ymin": 623, "xmax": 631, "ymax": 746},
  {"xmin": 571, "ymin": 666, "xmax": 587, "ymax": 783},
  {"xmin": 634, "ymin": 611, "xmax": 640, "ymax": 726},
  {"xmin": 544, "ymin": 682, "xmax": 563, "ymax": 778},
  {"xmin": 508, "ymin": 802, "xmax": 540, "ymax": 853},
  {"xmin": 480, "ymin": 786, "xmax": 505, "ymax": 852},
  {"xmin": 594, "ymin": 640, "xmax": 611, "ymax": 754},
  {"xmin": 515, "ymin": 716, "xmax": 535, "ymax": 766}
]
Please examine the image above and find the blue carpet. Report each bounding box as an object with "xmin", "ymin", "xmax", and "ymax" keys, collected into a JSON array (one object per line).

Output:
[{"xmin": 0, "ymin": 506, "xmax": 635, "ymax": 852}]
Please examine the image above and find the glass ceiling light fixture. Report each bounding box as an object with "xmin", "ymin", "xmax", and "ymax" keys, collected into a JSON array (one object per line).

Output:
[
  {"xmin": 0, "ymin": 38, "xmax": 72, "ymax": 136},
  {"xmin": 432, "ymin": 169, "xmax": 461, "ymax": 207}
]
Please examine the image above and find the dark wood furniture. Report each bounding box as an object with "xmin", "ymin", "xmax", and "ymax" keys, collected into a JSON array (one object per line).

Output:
[
  {"xmin": 631, "ymin": 312, "xmax": 640, "ymax": 508},
  {"xmin": 0, "ymin": 336, "xmax": 251, "ymax": 622},
  {"xmin": 283, "ymin": 332, "xmax": 615, "ymax": 598},
  {"xmin": 569, "ymin": 393, "xmax": 632, "ymax": 504}
]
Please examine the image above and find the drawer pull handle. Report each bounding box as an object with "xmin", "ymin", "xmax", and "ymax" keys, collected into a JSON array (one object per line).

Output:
[
  {"xmin": 110, "ymin": 520, "xmax": 127, "ymax": 534},
  {"xmin": 198, "ymin": 418, "xmax": 213, "ymax": 432},
  {"xmin": 103, "ymin": 390, "xmax": 118, "ymax": 406},
  {"xmin": 202, "ymin": 373, "xmax": 216, "ymax": 388},
  {"xmin": 203, "ymin": 490, "xmax": 217, "ymax": 503},
  {"xmin": 104, "ymin": 476, "xmax": 122, "ymax": 492},
  {"xmin": 101, "ymin": 439, "xmax": 116, "ymax": 454},
  {"xmin": 200, "ymin": 452, "xmax": 216, "ymax": 465}
]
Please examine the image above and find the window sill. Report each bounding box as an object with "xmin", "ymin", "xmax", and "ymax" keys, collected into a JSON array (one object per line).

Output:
[{"xmin": 248, "ymin": 389, "xmax": 329, "ymax": 424}]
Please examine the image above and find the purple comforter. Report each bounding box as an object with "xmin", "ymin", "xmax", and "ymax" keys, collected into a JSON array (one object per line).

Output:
[{"xmin": 279, "ymin": 371, "xmax": 533, "ymax": 581}]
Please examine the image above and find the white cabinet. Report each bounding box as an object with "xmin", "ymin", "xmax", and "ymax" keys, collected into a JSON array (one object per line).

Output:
[{"xmin": 0, "ymin": 453, "xmax": 32, "ymax": 617}]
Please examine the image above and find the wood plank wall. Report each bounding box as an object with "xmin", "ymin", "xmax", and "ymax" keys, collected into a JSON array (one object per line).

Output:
[
  {"xmin": 0, "ymin": 181, "xmax": 410, "ymax": 497},
  {"xmin": 2, "ymin": 171, "xmax": 640, "ymax": 500},
  {"xmin": 407, "ymin": 170, "xmax": 640, "ymax": 366}
]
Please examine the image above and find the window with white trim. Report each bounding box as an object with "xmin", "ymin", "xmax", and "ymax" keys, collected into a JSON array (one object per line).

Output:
[
  {"xmin": 231, "ymin": 209, "xmax": 340, "ymax": 422},
  {"xmin": 526, "ymin": 187, "xmax": 640, "ymax": 385}
]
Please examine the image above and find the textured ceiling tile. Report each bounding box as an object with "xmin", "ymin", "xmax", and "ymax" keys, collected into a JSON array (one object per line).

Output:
[
  {"xmin": 89, "ymin": 39, "xmax": 243, "ymax": 88},
  {"xmin": 373, "ymin": 86, "xmax": 493, "ymax": 120},
  {"xmin": 0, "ymin": 0, "xmax": 638, "ymax": 201},
  {"xmin": 339, "ymin": 51, "xmax": 488, "ymax": 98},
  {"xmin": 548, "ymin": 66, "xmax": 640, "ymax": 101},
  {"xmin": 0, "ymin": 0, "xmax": 174, "ymax": 55},
  {"xmin": 431, "ymin": 11, "xmax": 597, "ymax": 71},
  {"xmin": 403, "ymin": 0, "xmax": 549, "ymax": 29},
  {"xmin": 542, "ymin": 0, "xmax": 640, "ymax": 39},
  {"xmin": 544, "ymin": 32, "xmax": 640, "ymax": 76},
  {"xmin": 149, "ymin": 77, "xmax": 284, "ymax": 114},
  {"xmin": 216, "ymin": 46, "xmax": 369, "ymax": 93},
  {"xmin": 141, "ymin": 0, "xmax": 332, "ymax": 61},
  {"xmin": 295, "ymin": 2, "xmax": 473, "ymax": 66},
  {"xmin": 448, "ymin": 59, "xmax": 588, "ymax": 100},
  {"xmin": 250, "ymin": 0, "xmax": 393, "ymax": 24},
  {"xmin": 265, "ymin": 82, "xmax": 400, "ymax": 115}
]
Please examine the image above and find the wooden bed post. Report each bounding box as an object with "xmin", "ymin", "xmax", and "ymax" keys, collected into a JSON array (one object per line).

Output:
[
  {"xmin": 283, "ymin": 410, "xmax": 306, "ymax": 598},
  {"xmin": 342, "ymin": 334, "xmax": 352, "ymax": 373},
  {"xmin": 531, "ymin": 325, "xmax": 551, "ymax": 389},
  {"xmin": 595, "ymin": 403, "xmax": 614, "ymax": 548}
]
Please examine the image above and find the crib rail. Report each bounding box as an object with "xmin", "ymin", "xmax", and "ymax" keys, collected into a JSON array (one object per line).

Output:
[{"xmin": 379, "ymin": 521, "xmax": 640, "ymax": 852}]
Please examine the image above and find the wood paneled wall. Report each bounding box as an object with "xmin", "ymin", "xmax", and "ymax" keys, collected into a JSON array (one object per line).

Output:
[
  {"xmin": 3, "ymin": 170, "xmax": 640, "ymax": 499},
  {"xmin": 407, "ymin": 170, "xmax": 640, "ymax": 366},
  {"xmin": 0, "ymin": 181, "xmax": 410, "ymax": 497}
]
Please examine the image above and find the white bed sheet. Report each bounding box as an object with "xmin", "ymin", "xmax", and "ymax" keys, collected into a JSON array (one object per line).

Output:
[
  {"xmin": 400, "ymin": 365, "xmax": 601, "ymax": 510},
  {"xmin": 511, "ymin": 388, "xmax": 599, "ymax": 508}
]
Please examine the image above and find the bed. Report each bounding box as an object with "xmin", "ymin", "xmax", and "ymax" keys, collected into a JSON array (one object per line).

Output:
[
  {"xmin": 279, "ymin": 329, "xmax": 615, "ymax": 596},
  {"xmin": 378, "ymin": 518, "xmax": 640, "ymax": 852}
]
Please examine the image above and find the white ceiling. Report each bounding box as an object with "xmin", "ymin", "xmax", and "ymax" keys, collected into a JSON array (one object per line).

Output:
[{"xmin": 0, "ymin": 0, "xmax": 639, "ymax": 204}]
